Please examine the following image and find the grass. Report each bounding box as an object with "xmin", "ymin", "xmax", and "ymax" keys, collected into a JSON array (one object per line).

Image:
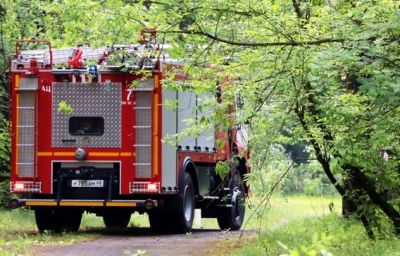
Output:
[
  {"xmin": 0, "ymin": 209, "xmax": 95, "ymax": 256},
  {"xmin": 2, "ymin": 196, "xmax": 398, "ymax": 256},
  {"xmin": 196, "ymin": 195, "xmax": 341, "ymax": 230},
  {"xmin": 209, "ymin": 195, "xmax": 341, "ymax": 255},
  {"xmin": 229, "ymin": 215, "xmax": 400, "ymax": 256},
  {"xmin": 0, "ymin": 209, "xmax": 149, "ymax": 256},
  {"xmin": 0, "ymin": 196, "xmax": 342, "ymax": 256},
  {"xmin": 214, "ymin": 195, "xmax": 400, "ymax": 256},
  {"xmin": 242, "ymin": 195, "xmax": 341, "ymax": 230}
]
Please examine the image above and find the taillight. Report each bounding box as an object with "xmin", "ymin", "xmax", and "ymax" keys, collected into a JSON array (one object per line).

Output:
[
  {"xmin": 147, "ymin": 183, "xmax": 158, "ymax": 191},
  {"xmin": 129, "ymin": 182, "xmax": 160, "ymax": 193},
  {"xmin": 14, "ymin": 182, "xmax": 24, "ymax": 190},
  {"xmin": 10, "ymin": 181, "xmax": 41, "ymax": 193}
]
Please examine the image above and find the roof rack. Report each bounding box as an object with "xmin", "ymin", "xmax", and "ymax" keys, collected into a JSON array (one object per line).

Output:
[{"xmin": 11, "ymin": 28, "xmax": 175, "ymax": 72}]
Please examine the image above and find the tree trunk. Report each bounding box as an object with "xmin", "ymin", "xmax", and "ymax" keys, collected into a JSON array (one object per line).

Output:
[
  {"xmin": 342, "ymin": 176, "xmax": 358, "ymax": 217},
  {"xmin": 295, "ymin": 104, "xmax": 375, "ymax": 239},
  {"xmin": 347, "ymin": 166, "xmax": 400, "ymax": 235}
]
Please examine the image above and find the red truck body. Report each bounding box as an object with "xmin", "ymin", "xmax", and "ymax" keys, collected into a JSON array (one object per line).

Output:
[{"xmin": 8, "ymin": 37, "xmax": 249, "ymax": 233}]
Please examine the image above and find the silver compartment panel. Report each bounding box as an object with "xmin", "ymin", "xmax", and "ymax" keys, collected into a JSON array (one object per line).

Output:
[{"xmin": 52, "ymin": 83, "xmax": 122, "ymax": 148}]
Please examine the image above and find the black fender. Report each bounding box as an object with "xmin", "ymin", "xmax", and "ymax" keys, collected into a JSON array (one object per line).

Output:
[{"xmin": 179, "ymin": 157, "xmax": 199, "ymax": 196}]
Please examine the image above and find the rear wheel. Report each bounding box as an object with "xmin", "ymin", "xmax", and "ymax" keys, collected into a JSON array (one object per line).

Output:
[
  {"xmin": 174, "ymin": 172, "xmax": 195, "ymax": 233},
  {"xmin": 217, "ymin": 171, "xmax": 245, "ymax": 231},
  {"xmin": 149, "ymin": 172, "xmax": 195, "ymax": 234},
  {"xmin": 148, "ymin": 211, "xmax": 172, "ymax": 234},
  {"xmin": 103, "ymin": 208, "xmax": 131, "ymax": 229},
  {"xmin": 35, "ymin": 207, "xmax": 61, "ymax": 232},
  {"xmin": 35, "ymin": 208, "xmax": 83, "ymax": 232},
  {"xmin": 63, "ymin": 209, "xmax": 83, "ymax": 232}
]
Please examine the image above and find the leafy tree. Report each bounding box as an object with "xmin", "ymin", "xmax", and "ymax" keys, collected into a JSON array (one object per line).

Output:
[
  {"xmin": 0, "ymin": 2, "xmax": 10, "ymax": 206},
  {"xmin": 129, "ymin": 0, "xmax": 400, "ymax": 238},
  {"xmin": 1, "ymin": 0, "xmax": 400, "ymax": 238}
]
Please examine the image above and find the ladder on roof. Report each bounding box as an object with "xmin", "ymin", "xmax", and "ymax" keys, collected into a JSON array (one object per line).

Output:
[
  {"xmin": 51, "ymin": 46, "xmax": 109, "ymax": 64},
  {"xmin": 14, "ymin": 43, "xmax": 168, "ymax": 71},
  {"xmin": 17, "ymin": 46, "xmax": 108, "ymax": 65}
]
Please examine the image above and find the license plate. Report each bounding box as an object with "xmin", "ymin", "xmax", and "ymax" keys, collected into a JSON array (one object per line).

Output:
[{"xmin": 71, "ymin": 180, "xmax": 104, "ymax": 188}]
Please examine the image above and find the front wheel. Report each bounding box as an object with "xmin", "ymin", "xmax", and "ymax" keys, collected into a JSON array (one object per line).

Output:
[{"xmin": 217, "ymin": 171, "xmax": 246, "ymax": 231}]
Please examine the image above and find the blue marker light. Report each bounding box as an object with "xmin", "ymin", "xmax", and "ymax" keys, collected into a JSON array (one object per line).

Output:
[{"xmin": 89, "ymin": 65, "xmax": 97, "ymax": 76}]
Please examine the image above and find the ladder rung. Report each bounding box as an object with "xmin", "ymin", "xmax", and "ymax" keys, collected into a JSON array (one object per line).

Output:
[
  {"xmin": 133, "ymin": 126, "xmax": 151, "ymax": 129},
  {"xmin": 133, "ymin": 144, "xmax": 151, "ymax": 147},
  {"xmin": 133, "ymin": 163, "xmax": 151, "ymax": 166},
  {"xmin": 17, "ymin": 163, "xmax": 34, "ymax": 165},
  {"xmin": 17, "ymin": 144, "xmax": 34, "ymax": 146}
]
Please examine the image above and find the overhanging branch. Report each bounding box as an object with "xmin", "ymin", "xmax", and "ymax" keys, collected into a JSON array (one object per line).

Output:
[{"xmin": 160, "ymin": 29, "xmax": 374, "ymax": 47}]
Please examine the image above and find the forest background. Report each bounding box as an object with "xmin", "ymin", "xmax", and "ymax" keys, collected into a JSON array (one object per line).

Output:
[{"xmin": 0, "ymin": 0, "xmax": 399, "ymax": 241}]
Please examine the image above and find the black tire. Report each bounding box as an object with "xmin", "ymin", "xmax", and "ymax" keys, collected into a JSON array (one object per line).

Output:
[
  {"xmin": 174, "ymin": 172, "xmax": 195, "ymax": 233},
  {"xmin": 103, "ymin": 209, "xmax": 131, "ymax": 229},
  {"xmin": 35, "ymin": 207, "xmax": 61, "ymax": 232},
  {"xmin": 149, "ymin": 173, "xmax": 195, "ymax": 234},
  {"xmin": 62, "ymin": 209, "xmax": 83, "ymax": 232},
  {"xmin": 35, "ymin": 208, "xmax": 82, "ymax": 232},
  {"xmin": 217, "ymin": 171, "xmax": 246, "ymax": 231},
  {"xmin": 148, "ymin": 211, "xmax": 172, "ymax": 234}
]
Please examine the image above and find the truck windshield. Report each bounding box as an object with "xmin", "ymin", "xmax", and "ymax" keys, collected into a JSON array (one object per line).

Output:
[{"xmin": 69, "ymin": 117, "xmax": 104, "ymax": 136}]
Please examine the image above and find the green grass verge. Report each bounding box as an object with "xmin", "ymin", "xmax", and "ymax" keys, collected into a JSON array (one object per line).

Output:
[
  {"xmin": 0, "ymin": 196, "xmax": 341, "ymax": 255},
  {"xmin": 223, "ymin": 196, "xmax": 400, "ymax": 256},
  {"xmin": 232, "ymin": 215, "xmax": 400, "ymax": 256},
  {"xmin": 0, "ymin": 209, "xmax": 148, "ymax": 256},
  {"xmin": 243, "ymin": 195, "xmax": 341, "ymax": 230},
  {"xmin": 3, "ymin": 196, "xmax": 397, "ymax": 256}
]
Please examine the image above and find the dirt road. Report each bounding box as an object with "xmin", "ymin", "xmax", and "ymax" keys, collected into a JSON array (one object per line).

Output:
[{"xmin": 38, "ymin": 228, "xmax": 254, "ymax": 256}]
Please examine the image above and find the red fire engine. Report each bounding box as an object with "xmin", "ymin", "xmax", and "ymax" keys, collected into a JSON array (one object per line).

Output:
[{"xmin": 8, "ymin": 32, "xmax": 249, "ymax": 233}]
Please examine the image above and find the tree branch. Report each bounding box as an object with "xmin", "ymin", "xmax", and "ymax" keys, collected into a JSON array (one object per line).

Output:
[
  {"xmin": 212, "ymin": 8, "xmax": 266, "ymax": 17},
  {"xmin": 161, "ymin": 29, "xmax": 366, "ymax": 47}
]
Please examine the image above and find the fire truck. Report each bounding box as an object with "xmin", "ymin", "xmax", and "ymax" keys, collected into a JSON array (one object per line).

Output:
[{"xmin": 8, "ymin": 31, "xmax": 249, "ymax": 233}]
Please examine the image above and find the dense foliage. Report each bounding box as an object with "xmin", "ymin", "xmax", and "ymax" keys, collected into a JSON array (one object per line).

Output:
[
  {"xmin": 249, "ymin": 145, "xmax": 337, "ymax": 197},
  {"xmin": 0, "ymin": 0, "xmax": 399, "ymax": 237},
  {"xmin": 0, "ymin": 3, "xmax": 10, "ymax": 206},
  {"xmin": 233, "ymin": 214, "xmax": 400, "ymax": 256}
]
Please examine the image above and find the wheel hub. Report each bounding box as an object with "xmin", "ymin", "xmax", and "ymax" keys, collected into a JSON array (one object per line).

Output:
[
  {"xmin": 183, "ymin": 185, "xmax": 194, "ymax": 222},
  {"xmin": 232, "ymin": 187, "xmax": 244, "ymax": 219}
]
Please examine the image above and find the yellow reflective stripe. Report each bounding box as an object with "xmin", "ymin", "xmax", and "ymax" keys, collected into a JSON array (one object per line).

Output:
[
  {"xmin": 59, "ymin": 201, "xmax": 104, "ymax": 207},
  {"xmin": 106, "ymin": 202, "xmax": 136, "ymax": 207},
  {"xmin": 26, "ymin": 201, "xmax": 57, "ymax": 206},
  {"xmin": 15, "ymin": 75, "xmax": 20, "ymax": 88},
  {"xmin": 54, "ymin": 152, "xmax": 75, "ymax": 157},
  {"xmin": 37, "ymin": 152, "xmax": 53, "ymax": 157},
  {"xmin": 153, "ymin": 75, "xmax": 159, "ymax": 176},
  {"xmin": 40, "ymin": 152, "xmax": 133, "ymax": 157},
  {"xmin": 89, "ymin": 152, "xmax": 119, "ymax": 157},
  {"xmin": 25, "ymin": 201, "xmax": 138, "ymax": 207}
]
